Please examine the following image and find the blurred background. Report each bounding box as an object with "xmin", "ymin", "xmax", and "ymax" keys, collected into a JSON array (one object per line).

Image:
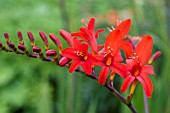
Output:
[{"xmin": 0, "ymin": 0, "xmax": 169, "ymax": 113}]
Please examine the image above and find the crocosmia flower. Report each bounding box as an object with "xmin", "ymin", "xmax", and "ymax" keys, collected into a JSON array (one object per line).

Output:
[
  {"xmin": 61, "ymin": 38, "xmax": 98, "ymax": 75},
  {"xmin": 97, "ymin": 29, "xmax": 127, "ymax": 85},
  {"xmin": 72, "ymin": 18, "xmax": 104, "ymax": 54},
  {"xmin": 121, "ymin": 35, "xmax": 155, "ymax": 98}
]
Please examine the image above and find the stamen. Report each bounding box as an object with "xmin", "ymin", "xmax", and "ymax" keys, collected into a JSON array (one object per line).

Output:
[{"xmin": 106, "ymin": 57, "xmax": 112, "ymax": 66}]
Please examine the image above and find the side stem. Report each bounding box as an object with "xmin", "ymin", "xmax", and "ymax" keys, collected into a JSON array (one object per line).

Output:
[{"xmin": 143, "ymin": 90, "xmax": 149, "ymax": 113}]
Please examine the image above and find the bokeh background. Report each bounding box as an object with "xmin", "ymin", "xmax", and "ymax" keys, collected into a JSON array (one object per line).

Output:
[{"xmin": 0, "ymin": 0, "xmax": 169, "ymax": 113}]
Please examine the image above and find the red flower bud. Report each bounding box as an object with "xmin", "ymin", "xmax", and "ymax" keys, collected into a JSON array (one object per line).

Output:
[
  {"xmin": 39, "ymin": 30, "xmax": 49, "ymax": 50},
  {"xmin": 59, "ymin": 57, "xmax": 69, "ymax": 66},
  {"xmin": 18, "ymin": 44, "xmax": 26, "ymax": 51},
  {"xmin": 46, "ymin": 50, "xmax": 57, "ymax": 56},
  {"xmin": 4, "ymin": 32, "xmax": 10, "ymax": 42},
  {"xmin": 0, "ymin": 42, "xmax": 4, "ymax": 49},
  {"xmin": 18, "ymin": 31, "xmax": 24, "ymax": 44},
  {"xmin": 32, "ymin": 46, "xmax": 42, "ymax": 53},
  {"xmin": 59, "ymin": 30, "xmax": 73, "ymax": 46},
  {"xmin": 27, "ymin": 31, "xmax": 35, "ymax": 46},
  {"xmin": 8, "ymin": 42, "xmax": 15, "ymax": 49},
  {"xmin": 148, "ymin": 51, "xmax": 161, "ymax": 64},
  {"xmin": 49, "ymin": 33, "xmax": 62, "ymax": 52}
]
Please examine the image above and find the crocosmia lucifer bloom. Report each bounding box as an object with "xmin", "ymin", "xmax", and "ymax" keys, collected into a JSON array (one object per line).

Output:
[
  {"xmin": 97, "ymin": 29, "xmax": 127, "ymax": 85},
  {"xmin": 116, "ymin": 19, "xmax": 133, "ymax": 58},
  {"xmin": 61, "ymin": 38, "xmax": 98, "ymax": 75},
  {"xmin": 121, "ymin": 35, "xmax": 155, "ymax": 98},
  {"xmin": 72, "ymin": 18, "xmax": 104, "ymax": 54}
]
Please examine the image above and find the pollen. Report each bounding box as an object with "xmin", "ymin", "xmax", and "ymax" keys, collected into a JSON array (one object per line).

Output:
[
  {"xmin": 83, "ymin": 55, "xmax": 88, "ymax": 60},
  {"xmin": 134, "ymin": 69, "xmax": 140, "ymax": 76},
  {"xmin": 106, "ymin": 56, "xmax": 112, "ymax": 66}
]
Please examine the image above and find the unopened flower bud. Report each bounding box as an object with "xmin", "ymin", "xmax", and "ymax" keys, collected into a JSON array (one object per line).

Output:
[
  {"xmin": 18, "ymin": 31, "xmax": 24, "ymax": 44},
  {"xmin": 39, "ymin": 30, "xmax": 49, "ymax": 50},
  {"xmin": 18, "ymin": 44, "xmax": 26, "ymax": 51},
  {"xmin": 4, "ymin": 32, "xmax": 10, "ymax": 42},
  {"xmin": 148, "ymin": 51, "xmax": 161, "ymax": 64},
  {"xmin": 59, "ymin": 57, "xmax": 69, "ymax": 66},
  {"xmin": 32, "ymin": 46, "xmax": 42, "ymax": 53},
  {"xmin": 49, "ymin": 33, "xmax": 62, "ymax": 52},
  {"xmin": 27, "ymin": 31, "xmax": 35, "ymax": 46},
  {"xmin": 46, "ymin": 50, "xmax": 57, "ymax": 56},
  {"xmin": 8, "ymin": 42, "xmax": 15, "ymax": 49},
  {"xmin": 60, "ymin": 30, "xmax": 73, "ymax": 47},
  {"xmin": 0, "ymin": 42, "xmax": 4, "ymax": 49}
]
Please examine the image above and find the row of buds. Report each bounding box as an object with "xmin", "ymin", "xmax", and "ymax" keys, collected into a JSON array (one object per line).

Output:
[{"xmin": 0, "ymin": 30, "xmax": 68, "ymax": 64}]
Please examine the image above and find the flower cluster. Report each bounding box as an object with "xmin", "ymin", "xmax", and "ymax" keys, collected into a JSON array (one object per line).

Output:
[
  {"xmin": 0, "ymin": 18, "xmax": 161, "ymax": 100},
  {"xmin": 60, "ymin": 18, "xmax": 158, "ymax": 98}
]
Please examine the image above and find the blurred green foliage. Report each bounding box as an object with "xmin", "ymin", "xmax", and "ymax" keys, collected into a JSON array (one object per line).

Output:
[{"xmin": 0, "ymin": 0, "xmax": 169, "ymax": 113}]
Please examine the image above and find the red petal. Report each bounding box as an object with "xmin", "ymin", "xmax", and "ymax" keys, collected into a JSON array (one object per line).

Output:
[
  {"xmin": 126, "ymin": 59, "xmax": 136, "ymax": 67},
  {"xmin": 105, "ymin": 29, "xmax": 122, "ymax": 56},
  {"xmin": 114, "ymin": 52, "xmax": 123, "ymax": 62},
  {"xmin": 81, "ymin": 61, "xmax": 92, "ymax": 75},
  {"xmin": 95, "ymin": 28, "xmax": 104, "ymax": 39},
  {"xmin": 80, "ymin": 44, "xmax": 88, "ymax": 53},
  {"xmin": 98, "ymin": 66, "xmax": 110, "ymax": 85},
  {"xmin": 121, "ymin": 75, "xmax": 135, "ymax": 92},
  {"xmin": 111, "ymin": 63, "xmax": 128, "ymax": 78},
  {"xmin": 88, "ymin": 18, "xmax": 95, "ymax": 33},
  {"xmin": 141, "ymin": 65, "xmax": 155, "ymax": 75},
  {"xmin": 134, "ymin": 35, "xmax": 153, "ymax": 65},
  {"xmin": 72, "ymin": 32, "xmax": 89, "ymax": 43},
  {"xmin": 137, "ymin": 74, "xmax": 153, "ymax": 98},
  {"xmin": 121, "ymin": 41, "xmax": 133, "ymax": 58},
  {"xmin": 88, "ymin": 54, "xmax": 100, "ymax": 66},
  {"xmin": 116, "ymin": 19, "xmax": 132, "ymax": 38},
  {"xmin": 61, "ymin": 48, "xmax": 80, "ymax": 60},
  {"xmin": 69, "ymin": 60, "xmax": 82, "ymax": 73},
  {"xmin": 73, "ymin": 38, "xmax": 81, "ymax": 49}
]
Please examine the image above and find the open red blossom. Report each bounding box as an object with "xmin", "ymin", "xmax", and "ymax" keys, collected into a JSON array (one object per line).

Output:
[
  {"xmin": 61, "ymin": 38, "xmax": 98, "ymax": 75},
  {"xmin": 72, "ymin": 18, "xmax": 104, "ymax": 54},
  {"xmin": 121, "ymin": 35, "xmax": 155, "ymax": 98},
  {"xmin": 96, "ymin": 29, "xmax": 128, "ymax": 85},
  {"xmin": 116, "ymin": 19, "xmax": 133, "ymax": 58}
]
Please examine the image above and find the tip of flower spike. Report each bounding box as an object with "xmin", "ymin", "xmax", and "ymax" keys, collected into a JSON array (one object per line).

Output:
[
  {"xmin": 17, "ymin": 31, "xmax": 24, "ymax": 44},
  {"xmin": 27, "ymin": 31, "xmax": 35, "ymax": 46},
  {"xmin": 49, "ymin": 33, "xmax": 62, "ymax": 52},
  {"xmin": 39, "ymin": 30, "xmax": 49, "ymax": 50}
]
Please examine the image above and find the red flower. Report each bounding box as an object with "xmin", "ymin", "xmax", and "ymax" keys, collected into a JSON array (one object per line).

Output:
[
  {"xmin": 61, "ymin": 38, "xmax": 98, "ymax": 75},
  {"xmin": 116, "ymin": 19, "xmax": 133, "ymax": 58},
  {"xmin": 121, "ymin": 35, "xmax": 155, "ymax": 98},
  {"xmin": 72, "ymin": 18, "xmax": 104, "ymax": 54},
  {"xmin": 97, "ymin": 29, "xmax": 127, "ymax": 85}
]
